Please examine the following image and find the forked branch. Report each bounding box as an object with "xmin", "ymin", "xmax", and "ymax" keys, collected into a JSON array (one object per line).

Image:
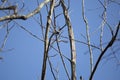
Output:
[
  {"xmin": 41, "ymin": 0, "xmax": 55, "ymax": 80},
  {"xmin": 0, "ymin": 0, "xmax": 51, "ymax": 21},
  {"xmin": 89, "ymin": 22, "xmax": 120, "ymax": 80}
]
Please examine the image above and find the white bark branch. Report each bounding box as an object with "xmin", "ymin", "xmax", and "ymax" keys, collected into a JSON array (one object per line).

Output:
[
  {"xmin": 61, "ymin": 0, "xmax": 76, "ymax": 80},
  {"xmin": 0, "ymin": 0, "xmax": 51, "ymax": 22}
]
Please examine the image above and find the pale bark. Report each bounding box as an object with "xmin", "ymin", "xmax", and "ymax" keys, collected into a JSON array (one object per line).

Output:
[
  {"xmin": 41, "ymin": 0, "xmax": 55, "ymax": 80},
  {"xmin": 61, "ymin": 0, "xmax": 76, "ymax": 80},
  {"xmin": 0, "ymin": 0, "xmax": 50, "ymax": 21}
]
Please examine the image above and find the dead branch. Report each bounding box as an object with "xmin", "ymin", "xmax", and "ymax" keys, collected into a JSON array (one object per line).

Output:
[
  {"xmin": 41, "ymin": 0, "xmax": 55, "ymax": 80},
  {"xmin": 56, "ymin": 35, "xmax": 71, "ymax": 80},
  {"xmin": 0, "ymin": 0, "xmax": 51, "ymax": 22},
  {"xmin": 89, "ymin": 21, "xmax": 120, "ymax": 80},
  {"xmin": 48, "ymin": 56, "xmax": 57, "ymax": 80},
  {"xmin": 0, "ymin": 20, "xmax": 13, "ymax": 50},
  {"xmin": 0, "ymin": 5, "xmax": 17, "ymax": 11},
  {"xmin": 82, "ymin": 0, "xmax": 93, "ymax": 73},
  {"xmin": 98, "ymin": 0, "xmax": 107, "ymax": 51},
  {"xmin": 60, "ymin": 0, "xmax": 76, "ymax": 80}
]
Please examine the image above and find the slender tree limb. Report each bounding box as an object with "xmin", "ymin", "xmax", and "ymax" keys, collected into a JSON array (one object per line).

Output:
[
  {"xmin": 89, "ymin": 22, "xmax": 120, "ymax": 80},
  {"xmin": 0, "ymin": 0, "xmax": 51, "ymax": 22},
  {"xmin": 61, "ymin": 36, "xmax": 101, "ymax": 50},
  {"xmin": 51, "ymin": 8, "xmax": 71, "ymax": 80},
  {"xmin": 60, "ymin": 0, "xmax": 76, "ymax": 80},
  {"xmin": 41, "ymin": 0, "xmax": 55, "ymax": 80},
  {"xmin": 98, "ymin": 0, "xmax": 107, "ymax": 51},
  {"xmin": 82, "ymin": 0, "xmax": 93, "ymax": 73},
  {"xmin": 14, "ymin": 21, "xmax": 44, "ymax": 41},
  {"xmin": 56, "ymin": 35, "xmax": 71, "ymax": 80},
  {"xmin": 0, "ymin": 21, "xmax": 13, "ymax": 50},
  {"xmin": 48, "ymin": 56, "xmax": 57, "ymax": 80}
]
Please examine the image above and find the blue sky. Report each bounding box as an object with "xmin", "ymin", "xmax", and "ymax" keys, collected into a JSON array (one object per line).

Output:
[{"xmin": 0, "ymin": 0, "xmax": 120, "ymax": 80}]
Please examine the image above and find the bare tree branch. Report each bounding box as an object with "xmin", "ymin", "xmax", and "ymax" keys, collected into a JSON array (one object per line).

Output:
[
  {"xmin": 56, "ymin": 35, "xmax": 71, "ymax": 80},
  {"xmin": 61, "ymin": 0, "xmax": 76, "ymax": 80},
  {"xmin": 89, "ymin": 21, "xmax": 120, "ymax": 80},
  {"xmin": 98, "ymin": 0, "xmax": 107, "ymax": 51},
  {"xmin": 0, "ymin": 0, "xmax": 51, "ymax": 21},
  {"xmin": 52, "ymin": 7, "xmax": 71, "ymax": 80},
  {"xmin": 14, "ymin": 21, "xmax": 44, "ymax": 41},
  {"xmin": 0, "ymin": 20, "xmax": 13, "ymax": 50},
  {"xmin": 48, "ymin": 56, "xmax": 57, "ymax": 80},
  {"xmin": 41, "ymin": 0, "xmax": 55, "ymax": 80},
  {"xmin": 82, "ymin": 0, "xmax": 93, "ymax": 74}
]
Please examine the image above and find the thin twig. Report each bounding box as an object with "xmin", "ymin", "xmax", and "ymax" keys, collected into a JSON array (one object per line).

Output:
[
  {"xmin": 56, "ymin": 35, "xmax": 71, "ymax": 80},
  {"xmin": 48, "ymin": 56, "xmax": 57, "ymax": 80},
  {"xmin": 0, "ymin": 21, "xmax": 13, "ymax": 50},
  {"xmin": 14, "ymin": 22, "xmax": 44, "ymax": 42}
]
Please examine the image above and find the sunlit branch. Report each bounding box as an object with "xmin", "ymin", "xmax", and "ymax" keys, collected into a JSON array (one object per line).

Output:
[
  {"xmin": 82, "ymin": 0, "xmax": 93, "ymax": 74},
  {"xmin": 0, "ymin": 0, "xmax": 51, "ymax": 22},
  {"xmin": 47, "ymin": 8, "xmax": 70, "ymax": 79},
  {"xmin": 98, "ymin": 0, "xmax": 107, "ymax": 51},
  {"xmin": 61, "ymin": 0, "xmax": 76, "ymax": 80},
  {"xmin": 41, "ymin": 0, "xmax": 55, "ymax": 80}
]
